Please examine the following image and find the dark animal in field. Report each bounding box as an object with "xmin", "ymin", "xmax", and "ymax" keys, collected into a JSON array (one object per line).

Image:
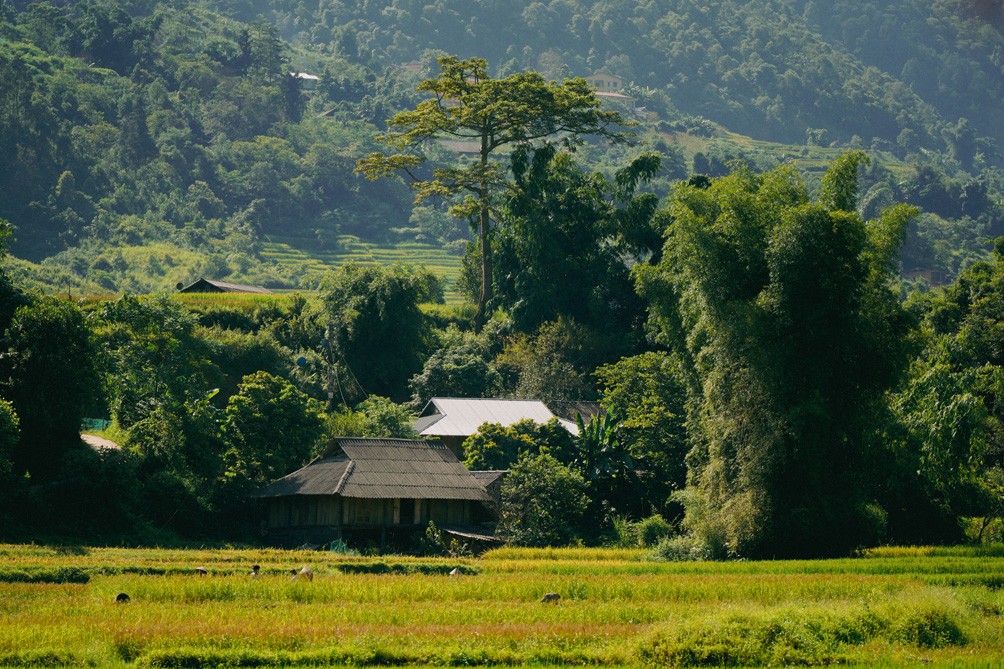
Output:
[
  {"xmin": 540, "ymin": 592, "xmax": 560, "ymax": 603},
  {"xmin": 114, "ymin": 592, "xmax": 130, "ymax": 603}
]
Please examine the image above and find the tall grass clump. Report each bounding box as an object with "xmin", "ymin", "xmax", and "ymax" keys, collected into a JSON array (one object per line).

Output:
[
  {"xmin": 637, "ymin": 594, "xmax": 975, "ymax": 667},
  {"xmin": 638, "ymin": 611, "xmax": 847, "ymax": 667},
  {"xmin": 647, "ymin": 535, "xmax": 717, "ymax": 562},
  {"xmin": 611, "ymin": 515, "xmax": 676, "ymax": 548}
]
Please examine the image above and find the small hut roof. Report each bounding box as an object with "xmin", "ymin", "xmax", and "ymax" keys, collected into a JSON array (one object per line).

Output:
[
  {"xmin": 177, "ymin": 278, "xmax": 272, "ymax": 294},
  {"xmin": 255, "ymin": 438, "xmax": 492, "ymax": 502}
]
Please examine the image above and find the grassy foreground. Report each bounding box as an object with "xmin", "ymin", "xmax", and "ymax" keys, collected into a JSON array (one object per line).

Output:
[{"xmin": 1, "ymin": 544, "xmax": 1003, "ymax": 667}]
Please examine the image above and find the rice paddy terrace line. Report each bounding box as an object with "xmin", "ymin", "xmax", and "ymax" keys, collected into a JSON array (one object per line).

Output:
[{"xmin": 262, "ymin": 235, "xmax": 465, "ymax": 303}]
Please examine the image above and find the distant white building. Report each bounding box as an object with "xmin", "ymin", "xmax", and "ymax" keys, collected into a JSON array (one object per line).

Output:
[
  {"xmin": 289, "ymin": 71, "xmax": 320, "ymax": 89},
  {"xmin": 413, "ymin": 397, "xmax": 578, "ymax": 458}
]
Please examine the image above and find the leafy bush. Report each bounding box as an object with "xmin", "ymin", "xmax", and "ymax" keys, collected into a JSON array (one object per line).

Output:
[
  {"xmin": 498, "ymin": 452, "xmax": 589, "ymax": 547},
  {"xmin": 610, "ymin": 515, "xmax": 636, "ymax": 547},
  {"xmin": 636, "ymin": 514, "xmax": 675, "ymax": 547}
]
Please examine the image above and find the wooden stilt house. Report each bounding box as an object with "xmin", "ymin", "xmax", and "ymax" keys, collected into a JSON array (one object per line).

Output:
[{"xmin": 255, "ymin": 437, "xmax": 496, "ymax": 547}]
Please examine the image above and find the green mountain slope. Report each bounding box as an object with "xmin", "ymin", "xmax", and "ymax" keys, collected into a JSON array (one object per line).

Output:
[
  {"xmin": 0, "ymin": 0, "xmax": 1001, "ymax": 293},
  {"xmin": 235, "ymin": 0, "xmax": 1003, "ymax": 151}
]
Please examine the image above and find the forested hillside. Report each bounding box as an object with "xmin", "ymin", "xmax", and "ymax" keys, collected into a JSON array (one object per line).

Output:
[
  {"xmin": 259, "ymin": 0, "xmax": 996, "ymax": 149},
  {"xmin": 2, "ymin": 0, "xmax": 1004, "ymax": 291}
]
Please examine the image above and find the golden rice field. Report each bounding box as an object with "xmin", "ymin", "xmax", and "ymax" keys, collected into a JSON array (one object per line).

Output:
[{"xmin": 1, "ymin": 544, "xmax": 1004, "ymax": 667}]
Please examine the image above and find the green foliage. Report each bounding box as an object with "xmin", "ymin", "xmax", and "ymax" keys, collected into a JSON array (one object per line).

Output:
[
  {"xmin": 96, "ymin": 294, "xmax": 218, "ymax": 427},
  {"xmin": 635, "ymin": 514, "xmax": 676, "ymax": 548},
  {"xmin": 611, "ymin": 513, "xmax": 676, "ymax": 549},
  {"xmin": 221, "ymin": 371, "xmax": 324, "ymax": 496},
  {"xmin": 408, "ymin": 324, "xmax": 499, "ymax": 407},
  {"xmin": 492, "ymin": 145, "xmax": 648, "ymax": 335},
  {"xmin": 2, "ymin": 296, "xmax": 98, "ymax": 480},
  {"xmin": 41, "ymin": 446, "xmax": 143, "ymax": 535},
  {"xmin": 326, "ymin": 396, "xmax": 417, "ymax": 439},
  {"xmin": 0, "ymin": 399, "xmax": 17, "ymax": 480},
  {"xmin": 2, "ymin": 0, "xmax": 1002, "ymax": 300},
  {"xmin": 491, "ymin": 318, "xmax": 601, "ymax": 404},
  {"xmin": 357, "ymin": 55, "xmax": 627, "ymax": 324},
  {"xmin": 572, "ymin": 410, "xmax": 641, "ymax": 523},
  {"xmin": 648, "ymin": 534, "xmax": 717, "ymax": 562},
  {"xmin": 498, "ymin": 452, "xmax": 589, "ymax": 547},
  {"xmin": 463, "ymin": 418, "xmax": 576, "ymax": 471},
  {"xmin": 595, "ymin": 351, "xmax": 691, "ymax": 515},
  {"xmin": 889, "ymin": 244, "xmax": 1004, "ymax": 542},
  {"xmin": 639, "ymin": 155, "xmax": 916, "ymax": 557},
  {"xmin": 321, "ymin": 262, "xmax": 438, "ymax": 401},
  {"xmin": 412, "ymin": 521, "xmax": 471, "ymax": 558}
]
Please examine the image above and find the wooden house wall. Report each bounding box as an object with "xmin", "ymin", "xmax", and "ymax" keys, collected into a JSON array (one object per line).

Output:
[{"xmin": 265, "ymin": 495, "xmax": 474, "ymax": 530}]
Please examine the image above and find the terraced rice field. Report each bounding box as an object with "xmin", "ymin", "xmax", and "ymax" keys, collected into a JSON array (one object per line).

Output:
[
  {"xmin": 262, "ymin": 235, "xmax": 465, "ymax": 303},
  {"xmin": 2, "ymin": 544, "xmax": 1004, "ymax": 667}
]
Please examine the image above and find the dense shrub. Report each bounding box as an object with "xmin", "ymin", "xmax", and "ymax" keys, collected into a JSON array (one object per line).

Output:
[{"xmin": 636, "ymin": 514, "xmax": 675, "ymax": 547}]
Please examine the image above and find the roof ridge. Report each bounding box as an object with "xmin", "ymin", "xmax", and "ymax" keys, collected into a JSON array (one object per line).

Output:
[{"xmin": 333, "ymin": 460, "xmax": 354, "ymax": 494}]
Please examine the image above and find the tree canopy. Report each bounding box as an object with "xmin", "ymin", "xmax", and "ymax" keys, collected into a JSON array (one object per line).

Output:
[
  {"xmin": 638, "ymin": 152, "xmax": 918, "ymax": 557},
  {"xmin": 357, "ymin": 56, "xmax": 627, "ymax": 325}
]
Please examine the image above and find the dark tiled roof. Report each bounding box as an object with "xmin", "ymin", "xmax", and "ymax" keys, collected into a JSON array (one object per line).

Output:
[
  {"xmin": 256, "ymin": 438, "xmax": 491, "ymax": 502},
  {"xmin": 547, "ymin": 401, "xmax": 603, "ymax": 423},
  {"xmin": 178, "ymin": 278, "xmax": 272, "ymax": 294}
]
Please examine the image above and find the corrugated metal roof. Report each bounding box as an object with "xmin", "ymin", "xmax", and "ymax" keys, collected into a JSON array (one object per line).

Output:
[
  {"xmin": 256, "ymin": 438, "xmax": 492, "ymax": 502},
  {"xmin": 471, "ymin": 470, "xmax": 507, "ymax": 487},
  {"xmin": 414, "ymin": 398, "xmax": 578, "ymax": 437},
  {"xmin": 548, "ymin": 401, "xmax": 603, "ymax": 423},
  {"xmin": 255, "ymin": 453, "xmax": 352, "ymax": 497}
]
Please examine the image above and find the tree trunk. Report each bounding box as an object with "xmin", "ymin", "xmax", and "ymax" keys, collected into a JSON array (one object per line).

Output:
[
  {"xmin": 475, "ymin": 131, "xmax": 493, "ymax": 329},
  {"xmin": 476, "ymin": 201, "xmax": 492, "ymax": 328}
]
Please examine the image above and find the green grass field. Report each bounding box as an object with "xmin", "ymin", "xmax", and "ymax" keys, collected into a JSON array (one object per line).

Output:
[{"xmin": 2, "ymin": 544, "xmax": 1003, "ymax": 667}]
